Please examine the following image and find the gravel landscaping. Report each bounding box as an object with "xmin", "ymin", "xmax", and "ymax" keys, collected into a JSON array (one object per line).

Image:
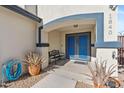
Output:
[
  {"xmin": 4, "ymin": 73, "xmax": 48, "ymax": 88},
  {"xmin": 0, "ymin": 60, "xmax": 68, "ymax": 88},
  {"xmin": 1, "ymin": 69, "xmax": 49, "ymax": 88},
  {"xmin": 75, "ymin": 81, "xmax": 93, "ymax": 88},
  {"xmin": 0, "ymin": 62, "xmax": 60, "ymax": 88},
  {"xmin": 1, "ymin": 60, "xmax": 124, "ymax": 88}
]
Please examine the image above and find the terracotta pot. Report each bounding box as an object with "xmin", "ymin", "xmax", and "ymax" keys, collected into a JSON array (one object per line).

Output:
[
  {"xmin": 28, "ymin": 64, "xmax": 41, "ymax": 76},
  {"xmin": 94, "ymin": 85, "xmax": 106, "ymax": 88},
  {"xmin": 94, "ymin": 83, "xmax": 106, "ymax": 88}
]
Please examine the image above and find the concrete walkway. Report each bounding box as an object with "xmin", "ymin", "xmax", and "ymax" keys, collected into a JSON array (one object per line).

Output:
[
  {"xmin": 32, "ymin": 74, "xmax": 76, "ymax": 88},
  {"xmin": 32, "ymin": 61, "xmax": 93, "ymax": 88}
]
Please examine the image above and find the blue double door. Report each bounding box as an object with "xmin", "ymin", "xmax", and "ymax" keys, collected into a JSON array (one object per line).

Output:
[{"xmin": 66, "ymin": 33, "xmax": 91, "ymax": 61}]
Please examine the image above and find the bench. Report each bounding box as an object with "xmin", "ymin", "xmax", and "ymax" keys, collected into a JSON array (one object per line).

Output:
[{"xmin": 49, "ymin": 50, "xmax": 64, "ymax": 64}]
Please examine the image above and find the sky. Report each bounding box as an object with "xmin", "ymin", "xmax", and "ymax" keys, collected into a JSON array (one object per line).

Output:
[{"xmin": 118, "ymin": 5, "xmax": 124, "ymax": 33}]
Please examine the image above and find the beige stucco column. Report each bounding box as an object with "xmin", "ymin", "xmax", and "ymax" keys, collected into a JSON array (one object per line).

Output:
[{"xmin": 96, "ymin": 7, "xmax": 118, "ymax": 77}]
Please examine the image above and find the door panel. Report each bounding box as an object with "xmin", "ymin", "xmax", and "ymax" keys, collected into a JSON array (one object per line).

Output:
[
  {"xmin": 66, "ymin": 36, "xmax": 75, "ymax": 59},
  {"xmin": 78, "ymin": 34, "xmax": 89, "ymax": 60}
]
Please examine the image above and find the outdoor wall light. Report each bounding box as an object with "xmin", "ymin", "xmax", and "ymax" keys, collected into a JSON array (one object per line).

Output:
[{"xmin": 112, "ymin": 51, "xmax": 116, "ymax": 59}]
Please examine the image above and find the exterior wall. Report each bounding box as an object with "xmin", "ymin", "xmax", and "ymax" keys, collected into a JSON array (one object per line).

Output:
[
  {"xmin": 48, "ymin": 31, "xmax": 61, "ymax": 51},
  {"xmin": 25, "ymin": 5, "xmax": 37, "ymax": 15},
  {"xmin": 18, "ymin": 5, "xmax": 25, "ymax": 9},
  {"xmin": 38, "ymin": 5, "xmax": 107, "ymax": 24},
  {"xmin": 0, "ymin": 7, "xmax": 37, "ymax": 81},
  {"xmin": 18, "ymin": 5, "xmax": 37, "ymax": 15},
  {"xmin": 96, "ymin": 49, "xmax": 118, "ymax": 76},
  {"xmin": 37, "ymin": 5, "xmax": 118, "ymax": 76}
]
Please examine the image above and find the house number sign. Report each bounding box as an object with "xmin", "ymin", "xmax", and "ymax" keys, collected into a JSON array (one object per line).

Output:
[{"xmin": 108, "ymin": 13, "xmax": 113, "ymax": 35}]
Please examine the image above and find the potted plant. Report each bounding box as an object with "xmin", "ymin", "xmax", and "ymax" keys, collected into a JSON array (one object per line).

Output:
[
  {"xmin": 24, "ymin": 52, "xmax": 44, "ymax": 76},
  {"xmin": 86, "ymin": 59, "xmax": 121, "ymax": 88}
]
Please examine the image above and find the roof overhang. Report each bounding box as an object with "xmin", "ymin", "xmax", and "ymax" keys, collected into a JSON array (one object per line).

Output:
[{"xmin": 2, "ymin": 5, "xmax": 42, "ymax": 23}]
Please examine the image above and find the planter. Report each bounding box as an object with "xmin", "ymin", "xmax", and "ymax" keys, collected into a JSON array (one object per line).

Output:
[
  {"xmin": 28, "ymin": 64, "xmax": 41, "ymax": 76},
  {"xmin": 94, "ymin": 83, "xmax": 106, "ymax": 88},
  {"xmin": 94, "ymin": 85, "xmax": 106, "ymax": 88}
]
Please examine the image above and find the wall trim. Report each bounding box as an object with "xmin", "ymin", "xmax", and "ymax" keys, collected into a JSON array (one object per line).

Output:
[{"xmin": 95, "ymin": 41, "xmax": 121, "ymax": 48}]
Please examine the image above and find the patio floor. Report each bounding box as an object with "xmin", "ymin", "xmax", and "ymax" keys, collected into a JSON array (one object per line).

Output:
[{"xmin": 32, "ymin": 60, "xmax": 93, "ymax": 88}]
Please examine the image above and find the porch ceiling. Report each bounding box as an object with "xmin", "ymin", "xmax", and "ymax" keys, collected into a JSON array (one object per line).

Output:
[
  {"xmin": 44, "ymin": 19, "xmax": 96, "ymax": 32},
  {"xmin": 52, "ymin": 24, "xmax": 95, "ymax": 32}
]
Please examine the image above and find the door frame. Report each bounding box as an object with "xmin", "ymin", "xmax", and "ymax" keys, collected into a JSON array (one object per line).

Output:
[{"xmin": 65, "ymin": 32, "xmax": 91, "ymax": 59}]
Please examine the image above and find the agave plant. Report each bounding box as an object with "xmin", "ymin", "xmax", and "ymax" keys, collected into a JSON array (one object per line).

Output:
[
  {"xmin": 87, "ymin": 59, "xmax": 120, "ymax": 88},
  {"xmin": 24, "ymin": 52, "xmax": 45, "ymax": 66},
  {"xmin": 23, "ymin": 52, "xmax": 46, "ymax": 75}
]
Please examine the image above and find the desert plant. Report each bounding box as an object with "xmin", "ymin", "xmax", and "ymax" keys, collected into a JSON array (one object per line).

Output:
[
  {"xmin": 24, "ymin": 52, "xmax": 44, "ymax": 66},
  {"xmin": 86, "ymin": 59, "xmax": 120, "ymax": 88},
  {"xmin": 24, "ymin": 51, "xmax": 45, "ymax": 75}
]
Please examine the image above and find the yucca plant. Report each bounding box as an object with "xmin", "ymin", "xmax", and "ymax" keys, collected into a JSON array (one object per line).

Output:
[
  {"xmin": 24, "ymin": 52, "xmax": 44, "ymax": 66},
  {"xmin": 86, "ymin": 59, "xmax": 120, "ymax": 88},
  {"xmin": 24, "ymin": 52, "xmax": 45, "ymax": 76}
]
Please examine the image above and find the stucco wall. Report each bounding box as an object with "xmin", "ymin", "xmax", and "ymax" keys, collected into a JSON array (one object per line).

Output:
[
  {"xmin": 0, "ymin": 7, "xmax": 37, "ymax": 81},
  {"xmin": 48, "ymin": 31, "xmax": 61, "ymax": 51},
  {"xmin": 38, "ymin": 5, "xmax": 107, "ymax": 24},
  {"xmin": 96, "ymin": 49, "xmax": 118, "ymax": 76},
  {"xmin": 18, "ymin": 5, "xmax": 25, "ymax": 9}
]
